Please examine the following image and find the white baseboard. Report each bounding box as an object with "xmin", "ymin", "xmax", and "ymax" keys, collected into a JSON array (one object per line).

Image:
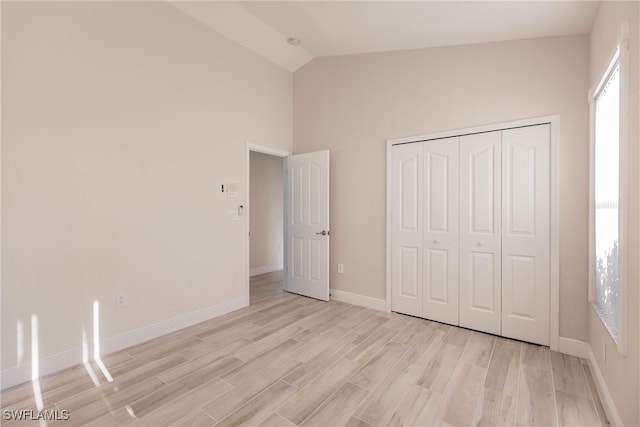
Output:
[
  {"xmin": 250, "ymin": 264, "xmax": 283, "ymax": 277},
  {"xmin": 330, "ymin": 289, "xmax": 386, "ymax": 311},
  {"xmin": 0, "ymin": 296, "xmax": 248, "ymax": 390},
  {"xmin": 558, "ymin": 337, "xmax": 589, "ymax": 358},
  {"xmin": 587, "ymin": 345, "xmax": 624, "ymax": 426},
  {"xmin": 0, "ymin": 347, "xmax": 84, "ymax": 392}
]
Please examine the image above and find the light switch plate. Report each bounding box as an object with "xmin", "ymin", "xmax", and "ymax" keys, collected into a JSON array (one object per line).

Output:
[{"xmin": 227, "ymin": 180, "xmax": 238, "ymax": 198}]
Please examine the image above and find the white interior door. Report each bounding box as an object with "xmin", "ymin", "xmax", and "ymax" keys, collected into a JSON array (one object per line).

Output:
[
  {"xmin": 501, "ymin": 125, "xmax": 550, "ymax": 345},
  {"xmin": 391, "ymin": 143, "xmax": 423, "ymax": 317},
  {"xmin": 284, "ymin": 151, "xmax": 330, "ymax": 301},
  {"xmin": 459, "ymin": 131, "xmax": 502, "ymax": 335},
  {"xmin": 423, "ymin": 138, "xmax": 459, "ymax": 325}
]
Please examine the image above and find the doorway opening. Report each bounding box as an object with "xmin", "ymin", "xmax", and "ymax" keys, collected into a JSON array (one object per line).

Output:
[
  {"xmin": 246, "ymin": 144, "xmax": 331, "ymax": 305},
  {"xmin": 246, "ymin": 144, "xmax": 288, "ymax": 304}
]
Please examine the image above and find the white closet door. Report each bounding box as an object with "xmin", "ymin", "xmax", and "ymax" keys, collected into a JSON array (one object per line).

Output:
[
  {"xmin": 459, "ymin": 132, "xmax": 502, "ymax": 335},
  {"xmin": 391, "ymin": 143, "xmax": 423, "ymax": 317},
  {"xmin": 423, "ymin": 138, "xmax": 459, "ymax": 325},
  {"xmin": 501, "ymin": 125, "xmax": 550, "ymax": 345}
]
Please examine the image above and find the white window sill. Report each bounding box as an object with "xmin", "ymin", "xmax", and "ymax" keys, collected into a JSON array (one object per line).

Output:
[{"xmin": 591, "ymin": 301, "xmax": 620, "ymax": 346}]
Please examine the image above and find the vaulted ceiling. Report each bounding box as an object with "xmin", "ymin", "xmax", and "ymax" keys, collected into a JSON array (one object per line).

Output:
[{"xmin": 170, "ymin": 1, "xmax": 600, "ymax": 71}]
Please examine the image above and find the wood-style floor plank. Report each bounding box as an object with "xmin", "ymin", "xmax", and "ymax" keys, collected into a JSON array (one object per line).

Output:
[
  {"xmin": 258, "ymin": 412, "xmax": 298, "ymax": 427},
  {"xmin": 277, "ymin": 358, "xmax": 361, "ymax": 425},
  {"xmin": 516, "ymin": 364, "xmax": 558, "ymax": 427},
  {"xmin": 57, "ymin": 354, "xmax": 187, "ymax": 411},
  {"xmin": 485, "ymin": 337, "xmax": 521, "ymax": 396},
  {"xmin": 289, "ymin": 325, "xmax": 351, "ymax": 363},
  {"xmin": 550, "ymin": 351, "xmax": 591, "ymax": 399},
  {"xmin": 472, "ymin": 388, "xmax": 516, "ymax": 427},
  {"xmin": 49, "ymin": 376, "xmax": 167, "ymax": 426},
  {"xmin": 282, "ymin": 340, "xmax": 357, "ymax": 389},
  {"xmin": 299, "ymin": 382, "xmax": 369, "ymax": 427},
  {"xmin": 345, "ymin": 416, "xmax": 374, "ymax": 427},
  {"xmin": 345, "ymin": 327, "xmax": 398, "ymax": 364},
  {"xmin": 201, "ymin": 356, "xmax": 298, "ymax": 422},
  {"xmin": 555, "ymin": 390, "xmax": 602, "ymax": 427},
  {"xmin": 582, "ymin": 362, "xmax": 609, "ymax": 425},
  {"xmin": 131, "ymin": 378, "xmax": 232, "ymax": 426},
  {"xmin": 85, "ymin": 407, "xmax": 137, "ymax": 426},
  {"xmin": 521, "ymin": 343, "xmax": 552, "ymax": 371},
  {"xmin": 177, "ymin": 337, "xmax": 251, "ymax": 363},
  {"xmin": 460, "ymin": 331, "xmax": 496, "ymax": 368},
  {"xmin": 0, "ymin": 272, "xmax": 610, "ymax": 427},
  {"xmin": 416, "ymin": 343, "xmax": 465, "ymax": 392},
  {"xmin": 348, "ymin": 342, "xmax": 408, "ymax": 391},
  {"xmin": 214, "ymin": 380, "xmax": 297, "ymax": 427},
  {"xmin": 221, "ymin": 339, "xmax": 300, "ymax": 386},
  {"xmin": 402, "ymin": 326, "xmax": 447, "ymax": 366},
  {"xmin": 170, "ymin": 409, "xmax": 216, "ymax": 427},
  {"xmin": 353, "ymin": 360, "xmax": 423, "ymax": 426},
  {"xmin": 437, "ymin": 361, "xmax": 487, "ymax": 426},
  {"xmin": 389, "ymin": 317, "xmax": 429, "ymax": 346},
  {"xmin": 387, "ymin": 384, "xmax": 443, "ymax": 427}
]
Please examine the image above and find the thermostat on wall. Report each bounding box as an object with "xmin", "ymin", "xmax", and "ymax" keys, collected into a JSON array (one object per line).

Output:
[{"xmin": 227, "ymin": 180, "xmax": 238, "ymax": 198}]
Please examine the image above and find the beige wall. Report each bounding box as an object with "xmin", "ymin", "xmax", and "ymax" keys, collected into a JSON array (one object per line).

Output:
[
  {"xmin": 249, "ymin": 152, "xmax": 284, "ymax": 273},
  {"xmin": 5, "ymin": 4, "xmax": 637, "ymax": 420},
  {"xmin": 1, "ymin": 2, "xmax": 292, "ymax": 372},
  {"xmin": 587, "ymin": 2, "xmax": 639, "ymax": 425},
  {"xmin": 294, "ymin": 36, "xmax": 590, "ymax": 341}
]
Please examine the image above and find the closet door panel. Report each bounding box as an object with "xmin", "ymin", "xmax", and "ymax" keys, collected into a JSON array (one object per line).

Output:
[
  {"xmin": 501, "ymin": 125, "xmax": 550, "ymax": 345},
  {"xmin": 391, "ymin": 143, "xmax": 423, "ymax": 317},
  {"xmin": 423, "ymin": 138, "xmax": 459, "ymax": 325},
  {"xmin": 459, "ymin": 132, "xmax": 502, "ymax": 335},
  {"xmin": 469, "ymin": 252, "xmax": 497, "ymax": 310}
]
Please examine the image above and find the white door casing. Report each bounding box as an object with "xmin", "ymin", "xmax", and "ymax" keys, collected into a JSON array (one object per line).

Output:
[
  {"xmin": 423, "ymin": 138, "xmax": 460, "ymax": 325},
  {"xmin": 459, "ymin": 131, "xmax": 502, "ymax": 336},
  {"xmin": 501, "ymin": 125, "xmax": 550, "ymax": 345},
  {"xmin": 391, "ymin": 143, "xmax": 423, "ymax": 317},
  {"xmin": 284, "ymin": 151, "xmax": 330, "ymax": 301}
]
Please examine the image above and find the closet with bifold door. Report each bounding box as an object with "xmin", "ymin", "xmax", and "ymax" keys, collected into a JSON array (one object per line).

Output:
[{"xmin": 390, "ymin": 123, "xmax": 550, "ymax": 346}]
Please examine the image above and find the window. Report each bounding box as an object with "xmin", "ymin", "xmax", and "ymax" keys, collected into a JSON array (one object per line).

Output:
[
  {"xmin": 590, "ymin": 23, "xmax": 628, "ymax": 354},
  {"xmin": 594, "ymin": 62, "xmax": 620, "ymax": 339}
]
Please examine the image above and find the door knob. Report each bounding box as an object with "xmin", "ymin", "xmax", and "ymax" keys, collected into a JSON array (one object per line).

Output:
[{"xmin": 316, "ymin": 230, "xmax": 329, "ymax": 236}]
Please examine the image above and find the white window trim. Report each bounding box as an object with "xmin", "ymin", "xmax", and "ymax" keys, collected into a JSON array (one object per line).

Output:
[{"xmin": 588, "ymin": 21, "xmax": 629, "ymax": 356}]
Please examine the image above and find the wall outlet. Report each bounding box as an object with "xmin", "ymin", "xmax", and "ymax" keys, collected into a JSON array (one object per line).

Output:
[
  {"xmin": 337, "ymin": 264, "xmax": 344, "ymax": 274},
  {"xmin": 116, "ymin": 294, "xmax": 126, "ymax": 307}
]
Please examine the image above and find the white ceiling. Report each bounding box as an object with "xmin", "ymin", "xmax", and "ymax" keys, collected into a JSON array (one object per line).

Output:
[{"xmin": 170, "ymin": 1, "xmax": 600, "ymax": 72}]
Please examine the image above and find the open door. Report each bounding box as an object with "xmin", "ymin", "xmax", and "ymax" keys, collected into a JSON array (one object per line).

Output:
[{"xmin": 284, "ymin": 151, "xmax": 330, "ymax": 301}]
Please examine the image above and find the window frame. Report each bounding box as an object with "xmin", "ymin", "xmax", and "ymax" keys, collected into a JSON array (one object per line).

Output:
[{"xmin": 588, "ymin": 22, "xmax": 629, "ymax": 356}]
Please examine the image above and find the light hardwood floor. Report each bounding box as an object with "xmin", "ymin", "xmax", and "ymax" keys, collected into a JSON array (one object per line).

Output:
[{"xmin": 1, "ymin": 271, "xmax": 608, "ymax": 426}]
